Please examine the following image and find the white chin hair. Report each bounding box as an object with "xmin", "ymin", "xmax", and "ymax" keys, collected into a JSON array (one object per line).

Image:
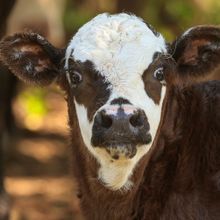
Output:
[{"xmin": 95, "ymin": 144, "xmax": 150, "ymax": 192}]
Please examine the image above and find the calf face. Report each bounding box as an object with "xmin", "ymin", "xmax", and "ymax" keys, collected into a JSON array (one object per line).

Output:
[
  {"xmin": 64, "ymin": 14, "xmax": 167, "ymax": 189},
  {"xmin": 0, "ymin": 14, "xmax": 167, "ymax": 190},
  {"xmin": 0, "ymin": 13, "xmax": 220, "ymax": 191}
]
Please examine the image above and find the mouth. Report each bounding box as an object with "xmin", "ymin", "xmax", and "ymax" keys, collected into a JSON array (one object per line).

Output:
[
  {"xmin": 93, "ymin": 133, "xmax": 152, "ymax": 160},
  {"xmin": 105, "ymin": 143, "xmax": 137, "ymax": 159}
]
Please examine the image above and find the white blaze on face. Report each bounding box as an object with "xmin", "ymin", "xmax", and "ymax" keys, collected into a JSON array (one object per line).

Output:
[{"xmin": 66, "ymin": 13, "xmax": 167, "ymax": 191}]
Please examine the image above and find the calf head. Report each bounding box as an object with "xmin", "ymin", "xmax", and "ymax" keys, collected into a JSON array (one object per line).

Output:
[
  {"xmin": 63, "ymin": 14, "xmax": 167, "ymax": 190},
  {"xmin": 0, "ymin": 14, "xmax": 168, "ymax": 191}
]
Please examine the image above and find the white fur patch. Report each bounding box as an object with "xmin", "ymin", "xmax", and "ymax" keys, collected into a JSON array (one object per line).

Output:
[
  {"xmin": 67, "ymin": 13, "xmax": 167, "ymax": 191},
  {"xmin": 65, "ymin": 13, "xmax": 166, "ymax": 78}
]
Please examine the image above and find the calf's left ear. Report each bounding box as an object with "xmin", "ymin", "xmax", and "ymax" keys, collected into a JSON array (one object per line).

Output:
[
  {"xmin": 171, "ymin": 26, "xmax": 220, "ymax": 78},
  {"xmin": 0, "ymin": 32, "xmax": 65, "ymax": 86}
]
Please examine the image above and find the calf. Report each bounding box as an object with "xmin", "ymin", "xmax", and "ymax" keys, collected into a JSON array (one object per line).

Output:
[{"xmin": 0, "ymin": 13, "xmax": 219, "ymax": 220}]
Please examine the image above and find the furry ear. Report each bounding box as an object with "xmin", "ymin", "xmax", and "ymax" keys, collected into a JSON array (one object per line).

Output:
[
  {"xmin": 0, "ymin": 32, "xmax": 65, "ymax": 86},
  {"xmin": 171, "ymin": 26, "xmax": 220, "ymax": 80}
]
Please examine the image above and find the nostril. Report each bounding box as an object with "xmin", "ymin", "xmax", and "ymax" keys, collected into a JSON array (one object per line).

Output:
[
  {"xmin": 129, "ymin": 112, "xmax": 144, "ymax": 128},
  {"xmin": 100, "ymin": 112, "xmax": 113, "ymax": 129}
]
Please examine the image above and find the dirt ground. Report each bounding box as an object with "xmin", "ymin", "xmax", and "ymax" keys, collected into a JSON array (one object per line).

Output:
[{"xmin": 4, "ymin": 86, "xmax": 84, "ymax": 220}]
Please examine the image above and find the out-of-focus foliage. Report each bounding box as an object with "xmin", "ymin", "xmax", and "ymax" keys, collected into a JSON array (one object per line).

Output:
[
  {"xmin": 63, "ymin": 0, "xmax": 220, "ymax": 41},
  {"xmin": 17, "ymin": 87, "xmax": 48, "ymax": 130},
  {"xmin": 19, "ymin": 88, "xmax": 47, "ymax": 116},
  {"xmin": 63, "ymin": 2, "xmax": 92, "ymax": 36}
]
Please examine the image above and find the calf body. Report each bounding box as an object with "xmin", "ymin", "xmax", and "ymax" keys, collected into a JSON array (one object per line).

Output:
[{"xmin": 0, "ymin": 13, "xmax": 219, "ymax": 220}]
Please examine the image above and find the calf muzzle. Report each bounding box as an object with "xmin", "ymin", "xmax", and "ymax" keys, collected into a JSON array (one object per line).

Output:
[{"xmin": 91, "ymin": 106, "xmax": 151, "ymax": 159}]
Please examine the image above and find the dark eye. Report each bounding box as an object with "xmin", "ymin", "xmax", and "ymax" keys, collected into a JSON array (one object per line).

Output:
[
  {"xmin": 153, "ymin": 67, "xmax": 164, "ymax": 81},
  {"xmin": 65, "ymin": 69, "xmax": 82, "ymax": 88},
  {"xmin": 72, "ymin": 71, "xmax": 82, "ymax": 84}
]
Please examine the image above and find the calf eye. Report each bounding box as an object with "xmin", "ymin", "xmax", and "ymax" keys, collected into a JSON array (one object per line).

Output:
[
  {"xmin": 65, "ymin": 69, "xmax": 82, "ymax": 88},
  {"xmin": 153, "ymin": 67, "xmax": 164, "ymax": 81},
  {"xmin": 72, "ymin": 71, "xmax": 82, "ymax": 84}
]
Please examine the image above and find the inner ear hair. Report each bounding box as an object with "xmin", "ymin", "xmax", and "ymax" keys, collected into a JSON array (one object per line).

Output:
[{"xmin": 171, "ymin": 25, "xmax": 220, "ymax": 80}]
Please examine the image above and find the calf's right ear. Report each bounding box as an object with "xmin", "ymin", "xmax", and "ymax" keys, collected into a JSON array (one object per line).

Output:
[
  {"xmin": 171, "ymin": 25, "xmax": 220, "ymax": 79},
  {"xmin": 0, "ymin": 32, "xmax": 65, "ymax": 86}
]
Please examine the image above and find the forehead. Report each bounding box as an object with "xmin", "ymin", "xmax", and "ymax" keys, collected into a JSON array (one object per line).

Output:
[{"xmin": 65, "ymin": 13, "xmax": 166, "ymax": 79}]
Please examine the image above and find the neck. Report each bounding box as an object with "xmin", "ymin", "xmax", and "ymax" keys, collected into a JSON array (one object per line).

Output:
[{"xmin": 71, "ymin": 139, "xmax": 149, "ymax": 219}]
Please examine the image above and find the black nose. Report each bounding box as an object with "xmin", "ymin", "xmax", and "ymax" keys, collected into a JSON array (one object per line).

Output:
[
  {"xmin": 96, "ymin": 109, "xmax": 146, "ymax": 130},
  {"xmin": 91, "ymin": 108, "xmax": 152, "ymax": 157}
]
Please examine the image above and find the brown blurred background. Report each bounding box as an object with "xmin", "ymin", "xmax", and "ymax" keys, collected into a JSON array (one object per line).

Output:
[{"xmin": 0, "ymin": 0, "xmax": 220, "ymax": 219}]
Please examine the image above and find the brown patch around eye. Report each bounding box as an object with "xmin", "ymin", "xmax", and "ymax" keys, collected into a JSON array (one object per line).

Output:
[
  {"xmin": 71, "ymin": 61, "xmax": 110, "ymax": 121},
  {"xmin": 143, "ymin": 64, "xmax": 162, "ymax": 105},
  {"xmin": 179, "ymin": 39, "xmax": 209, "ymax": 65}
]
